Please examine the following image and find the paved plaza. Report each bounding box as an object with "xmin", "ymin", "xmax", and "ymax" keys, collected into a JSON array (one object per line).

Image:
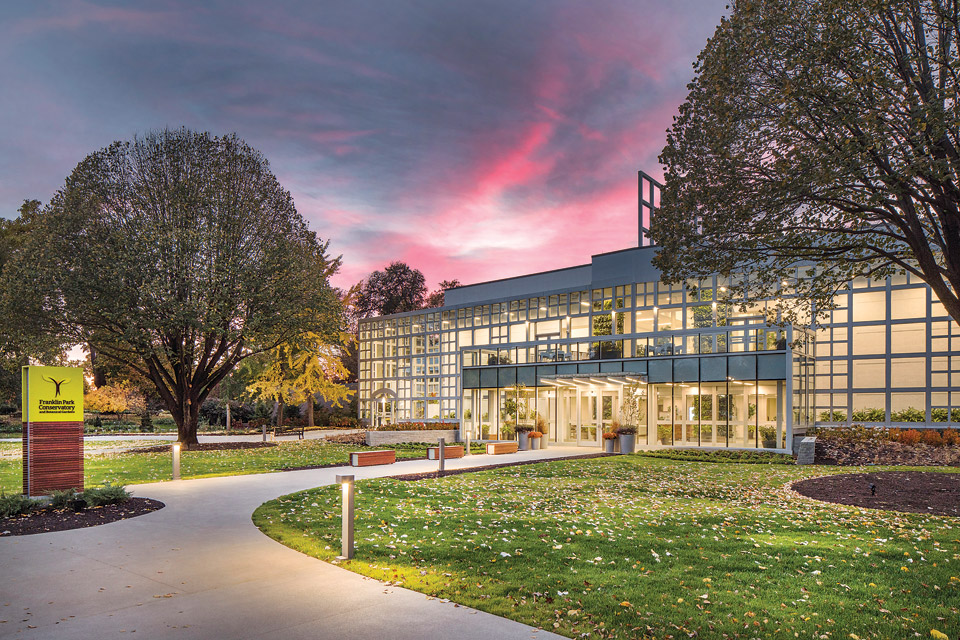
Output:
[{"xmin": 0, "ymin": 447, "xmax": 586, "ymax": 639}]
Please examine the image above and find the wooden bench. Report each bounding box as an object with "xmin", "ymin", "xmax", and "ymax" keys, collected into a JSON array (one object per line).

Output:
[
  {"xmin": 274, "ymin": 423, "xmax": 305, "ymax": 439},
  {"xmin": 350, "ymin": 449, "xmax": 396, "ymax": 467},
  {"xmin": 427, "ymin": 445, "xmax": 464, "ymax": 460},
  {"xmin": 486, "ymin": 441, "xmax": 518, "ymax": 455}
]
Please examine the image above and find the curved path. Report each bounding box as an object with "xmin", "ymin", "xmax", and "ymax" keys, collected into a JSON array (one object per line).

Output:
[{"xmin": 0, "ymin": 448, "xmax": 585, "ymax": 639}]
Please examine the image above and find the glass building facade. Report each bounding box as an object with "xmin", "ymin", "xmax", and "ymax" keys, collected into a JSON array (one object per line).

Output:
[{"xmin": 358, "ymin": 180, "xmax": 960, "ymax": 452}]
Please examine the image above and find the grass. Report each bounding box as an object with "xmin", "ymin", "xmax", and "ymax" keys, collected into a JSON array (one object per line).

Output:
[
  {"xmin": 0, "ymin": 440, "xmax": 465, "ymax": 493},
  {"xmin": 253, "ymin": 456, "xmax": 960, "ymax": 639}
]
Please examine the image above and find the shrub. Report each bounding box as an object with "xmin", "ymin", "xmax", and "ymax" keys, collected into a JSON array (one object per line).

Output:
[
  {"xmin": 377, "ymin": 421, "xmax": 458, "ymax": 432},
  {"xmin": 0, "ymin": 492, "xmax": 40, "ymax": 518},
  {"xmin": 891, "ymin": 406, "xmax": 925, "ymax": 422},
  {"xmin": 638, "ymin": 449, "xmax": 793, "ymax": 465},
  {"xmin": 48, "ymin": 488, "xmax": 80, "ymax": 509},
  {"xmin": 809, "ymin": 425, "xmax": 891, "ymax": 445},
  {"xmin": 850, "ymin": 407, "xmax": 886, "ymax": 423},
  {"xmin": 140, "ymin": 412, "xmax": 154, "ymax": 432},
  {"xmin": 818, "ymin": 410, "xmax": 847, "ymax": 422},
  {"xmin": 941, "ymin": 428, "xmax": 960, "ymax": 445},
  {"xmin": 920, "ymin": 429, "xmax": 943, "ymax": 446},
  {"xmin": 895, "ymin": 429, "xmax": 923, "ymax": 445},
  {"xmin": 81, "ymin": 484, "xmax": 131, "ymax": 507},
  {"xmin": 328, "ymin": 416, "xmax": 359, "ymax": 428}
]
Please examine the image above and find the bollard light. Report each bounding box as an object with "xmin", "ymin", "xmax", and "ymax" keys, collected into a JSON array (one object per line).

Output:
[
  {"xmin": 438, "ymin": 437, "xmax": 445, "ymax": 474},
  {"xmin": 336, "ymin": 474, "xmax": 355, "ymax": 560},
  {"xmin": 464, "ymin": 430, "xmax": 471, "ymax": 456},
  {"xmin": 172, "ymin": 443, "xmax": 181, "ymax": 481}
]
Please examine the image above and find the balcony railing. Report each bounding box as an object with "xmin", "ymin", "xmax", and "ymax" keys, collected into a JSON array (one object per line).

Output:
[{"xmin": 461, "ymin": 323, "xmax": 811, "ymax": 367}]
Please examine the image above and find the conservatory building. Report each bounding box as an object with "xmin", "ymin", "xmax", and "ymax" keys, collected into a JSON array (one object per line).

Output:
[{"xmin": 357, "ymin": 176, "xmax": 960, "ymax": 453}]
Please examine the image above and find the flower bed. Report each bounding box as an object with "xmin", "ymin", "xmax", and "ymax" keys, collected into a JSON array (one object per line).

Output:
[
  {"xmin": 374, "ymin": 421, "xmax": 458, "ymax": 431},
  {"xmin": 809, "ymin": 425, "xmax": 960, "ymax": 465}
]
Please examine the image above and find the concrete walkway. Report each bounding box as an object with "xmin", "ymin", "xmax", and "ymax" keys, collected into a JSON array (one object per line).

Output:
[{"xmin": 0, "ymin": 447, "xmax": 591, "ymax": 639}]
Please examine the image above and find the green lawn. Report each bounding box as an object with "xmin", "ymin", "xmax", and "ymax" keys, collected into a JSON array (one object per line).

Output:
[
  {"xmin": 253, "ymin": 456, "xmax": 960, "ymax": 639},
  {"xmin": 0, "ymin": 440, "xmax": 453, "ymax": 493}
]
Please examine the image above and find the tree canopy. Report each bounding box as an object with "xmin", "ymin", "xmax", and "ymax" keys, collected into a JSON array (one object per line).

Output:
[
  {"xmin": 425, "ymin": 279, "xmax": 461, "ymax": 308},
  {"xmin": 654, "ymin": 0, "xmax": 960, "ymax": 325},
  {"xmin": 2, "ymin": 128, "xmax": 343, "ymax": 444},
  {"xmin": 355, "ymin": 261, "xmax": 427, "ymax": 317}
]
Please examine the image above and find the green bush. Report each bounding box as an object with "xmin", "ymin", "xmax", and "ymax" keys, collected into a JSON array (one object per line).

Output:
[
  {"xmin": 81, "ymin": 484, "xmax": 131, "ymax": 507},
  {"xmin": 48, "ymin": 488, "xmax": 80, "ymax": 509},
  {"xmin": 890, "ymin": 406, "xmax": 925, "ymax": 422},
  {"xmin": 850, "ymin": 407, "xmax": 886, "ymax": 422},
  {"xmin": 818, "ymin": 410, "xmax": 847, "ymax": 422},
  {"xmin": 0, "ymin": 492, "xmax": 41, "ymax": 518},
  {"xmin": 638, "ymin": 449, "xmax": 793, "ymax": 465}
]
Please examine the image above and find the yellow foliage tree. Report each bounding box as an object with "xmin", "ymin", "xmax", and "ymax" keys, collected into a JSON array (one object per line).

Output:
[
  {"xmin": 84, "ymin": 384, "xmax": 145, "ymax": 420},
  {"xmin": 246, "ymin": 332, "xmax": 353, "ymax": 428}
]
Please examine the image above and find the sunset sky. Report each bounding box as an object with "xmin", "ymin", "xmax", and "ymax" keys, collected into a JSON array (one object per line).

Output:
[{"xmin": 0, "ymin": 0, "xmax": 727, "ymax": 291}]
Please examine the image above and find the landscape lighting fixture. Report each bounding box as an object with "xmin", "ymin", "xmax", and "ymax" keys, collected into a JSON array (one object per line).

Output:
[
  {"xmin": 336, "ymin": 475, "xmax": 355, "ymax": 560},
  {"xmin": 171, "ymin": 443, "xmax": 181, "ymax": 481}
]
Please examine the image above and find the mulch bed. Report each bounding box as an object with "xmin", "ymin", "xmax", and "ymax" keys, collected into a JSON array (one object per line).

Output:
[
  {"xmin": 1, "ymin": 498, "xmax": 165, "ymax": 536},
  {"xmin": 792, "ymin": 471, "xmax": 960, "ymax": 516},
  {"xmin": 391, "ymin": 452, "xmax": 616, "ymax": 481},
  {"xmin": 128, "ymin": 441, "xmax": 278, "ymax": 454}
]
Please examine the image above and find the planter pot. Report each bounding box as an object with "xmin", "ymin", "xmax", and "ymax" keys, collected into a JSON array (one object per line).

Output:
[
  {"xmin": 762, "ymin": 439, "xmax": 777, "ymax": 449},
  {"xmin": 604, "ymin": 439, "xmax": 617, "ymax": 453},
  {"xmin": 618, "ymin": 433, "xmax": 636, "ymax": 454},
  {"xmin": 529, "ymin": 437, "xmax": 541, "ymax": 450},
  {"xmin": 518, "ymin": 432, "xmax": 530, "ymax": 451}
]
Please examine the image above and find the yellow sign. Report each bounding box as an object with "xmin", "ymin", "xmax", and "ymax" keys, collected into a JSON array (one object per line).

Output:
[{"xmin": 22, "ymin": 366, "xmax": 84, "ymax": 423}]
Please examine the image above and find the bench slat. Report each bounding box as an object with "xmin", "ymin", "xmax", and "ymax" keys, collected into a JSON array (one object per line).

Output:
[
  {"xmin": 486, "ymin": 442, "xmax": 518, "ymax": 455},
  {"xmin": 350, "ymin": 450, "xmax": 396, "ymax": 467},
  {"xmin": 427, "ymin": 445, "xmax": 464, "ymax": 460}
]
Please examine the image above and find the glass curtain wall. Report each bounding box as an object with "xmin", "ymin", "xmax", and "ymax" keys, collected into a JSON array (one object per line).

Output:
[{"xmin": 652, "ymin": 380, "xmax": 785, "ymax": 448}]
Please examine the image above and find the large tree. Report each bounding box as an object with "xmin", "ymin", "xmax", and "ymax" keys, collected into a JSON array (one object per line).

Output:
[
  {"xmin": 424, "ymin": 279, "xmax": 461, "ymax": 308},
  {"xmin": 2, "ymin": 128, "xmax": 343, "ymax": 445},
  {"xmin": 654, "ymin": 0, "xmax": 960, "ymax": 325},
  {"xmin": 355, "ymin": 261, "xmax": 427, "ymax": 317}
]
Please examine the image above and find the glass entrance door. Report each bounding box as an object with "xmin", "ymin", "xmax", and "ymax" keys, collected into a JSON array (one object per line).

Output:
[
  {"xmin": 579, "ymin": 392, "xmax": 598, "ymax": 445},
  {"xmin": 600, "ymin": 391, "xmax": 617, "ymax": 434}
]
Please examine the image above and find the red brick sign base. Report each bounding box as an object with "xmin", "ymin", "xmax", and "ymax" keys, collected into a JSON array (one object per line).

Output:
[{"xmin": 23, "ymin": 421, "xmax": 84, "ymax": 496}]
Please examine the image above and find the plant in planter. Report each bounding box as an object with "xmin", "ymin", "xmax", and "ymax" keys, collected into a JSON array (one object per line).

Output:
[
  {"xmin": 602, "ymin": 431, "xmax": 618, "ymax": 453},
  {"xmin": 515, "ymin": 424, "xmax": 534, "ymax": 450},
  {"xmin": 759, "ymin": 425, "xmax": 777, "ymax": 448},
  {"xmin": 657, "ymin": 423, "xmax": 673, "ymax": 445},
  {"xmin": 529, "ymin": 430, "xmax": 543, "ymax": 450},
  {"xmin": 616, "ymin": 424, "xmax": 638, "ymax": 454},
  {"xmin": 534, "ymin": 413, "xmax": 548, "ymax": 449}
]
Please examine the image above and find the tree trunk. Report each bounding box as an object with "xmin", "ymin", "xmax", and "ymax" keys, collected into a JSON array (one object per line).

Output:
[
  {"xmin": 277, "ymin": 401, "xmax": 285, "ymax": 428},
  {"xmin": 177, "ymin": 397, "xmax": 201, "ymax": 447},
  {"xmin": 226, "ymin": 401, "xmax": 232, "ymax": 431},
  {"xmin": 307, "ymin": 397, "xmax": 314, "ymax": 428}
]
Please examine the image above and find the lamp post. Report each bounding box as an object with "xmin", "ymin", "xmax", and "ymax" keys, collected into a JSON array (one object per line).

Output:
[
  {"xmin": 336, "ymin": 474, "xmax": 355, "ymax": 559},
  {"xmin": 438, "ymin": 437, "xmax": 445, "ymax": 474},
  {"xmin": 172, "ymin": 443, "xmax": 181, "ymax": 481}
]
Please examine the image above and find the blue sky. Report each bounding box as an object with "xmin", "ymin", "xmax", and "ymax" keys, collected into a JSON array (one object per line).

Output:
[{"xmin": 0, "ymin": 0, "xmax": 727, "ymax": 289}]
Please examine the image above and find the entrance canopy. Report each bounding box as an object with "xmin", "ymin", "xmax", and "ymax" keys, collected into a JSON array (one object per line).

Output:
[{"xmin": 540, "ymin": 372, "xmax": 649, "ymax": 389}]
